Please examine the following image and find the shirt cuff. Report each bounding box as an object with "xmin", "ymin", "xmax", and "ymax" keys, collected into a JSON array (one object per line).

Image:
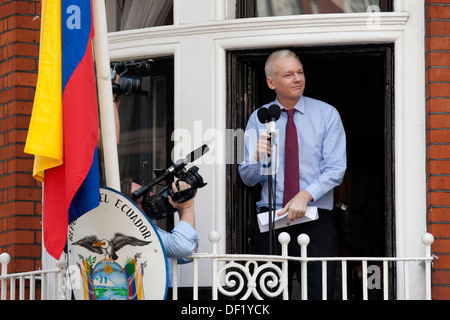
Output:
[
  {"xmin": 305, "ymin": 183, "xmax": 322, "ymax": 203},
  {"xmin": 172, "ymin": 221, "xmax": 198, "ymax": 247},
  {"xmin": 172, "ymin": 221, "xmax": 198, "ymax": 264},
  {"xmin": 239, "ymin": 162, "xmax": 265, "ymax": 187}
]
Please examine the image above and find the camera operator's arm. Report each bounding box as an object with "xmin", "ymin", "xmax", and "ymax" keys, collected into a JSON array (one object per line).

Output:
[
  {"xmin": 112, "ymin": 73, "xmax": 121, "ymax": 144},
  {"xmin": 164, "ymin": 181, "xmax": 199, "ymax": 257},
  {"xmin": 168, "ymin": 181, "xmax": 196, "ymax": 229},
  {"xmin": 112, "ymin": 93, "xmax": 120, "ymax": 144}
]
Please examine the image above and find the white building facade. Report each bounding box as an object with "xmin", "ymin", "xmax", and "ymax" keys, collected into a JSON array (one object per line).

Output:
[{"xmin": 103, "ymin": 0, "xmax": 427, "ymax": 299}]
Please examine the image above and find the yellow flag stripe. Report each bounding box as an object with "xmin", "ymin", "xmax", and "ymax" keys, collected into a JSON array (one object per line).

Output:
[{"xmin": 24, "ymin": 0, "xmax": 63, "ymax": 182}]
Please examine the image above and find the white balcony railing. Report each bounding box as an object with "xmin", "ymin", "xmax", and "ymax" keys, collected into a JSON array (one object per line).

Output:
[
  {"xmin": 0, "ymin": 231, "xmax": 435, "ymax": 300},
  {"xmin": 0, "ymin": 252, "xmax": 70, "ymax": 300}
]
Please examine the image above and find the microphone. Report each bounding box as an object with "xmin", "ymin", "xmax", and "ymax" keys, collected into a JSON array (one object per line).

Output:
[
  {"xmin": 257, "ymin": 107, "xmax": 268, "ymax": 125},
  {"xmin": 257, "ymin": 105, "xmax": 281, "ymax": 142},
  {"xmin": 266, "ymin": 104, "xmax": 281, "ymax": 135},
  {"xmin": 186, "ymin": 144, "xmax": 209, "ymax": 163},
  {"xmin": 163, "ymin": 144, "xmax": 209, "ymax": 177}
]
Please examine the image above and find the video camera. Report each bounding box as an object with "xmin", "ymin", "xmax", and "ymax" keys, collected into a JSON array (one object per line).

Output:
[
  {"xmin": 132, "ymin": 145, "xmax": 209, "ymax": 220},
  {"xmin": 110, "ymin": 60, "xmax": 152, "ymax": 97}
]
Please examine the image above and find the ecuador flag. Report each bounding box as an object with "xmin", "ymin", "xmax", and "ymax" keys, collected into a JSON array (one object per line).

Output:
[{"xmin": 24, "ymin": 0, "xmax": 100, "ymax": 259}]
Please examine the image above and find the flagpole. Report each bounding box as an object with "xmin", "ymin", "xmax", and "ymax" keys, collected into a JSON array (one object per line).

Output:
[{"xmin": 92, "ymin": 0, "xmax": 121, "ymax": 191}]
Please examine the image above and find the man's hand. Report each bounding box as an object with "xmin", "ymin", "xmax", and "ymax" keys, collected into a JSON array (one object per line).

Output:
[
  {"xmin": 278, "ymin": 190, "xmax": 313, "ymax": 225},
  {"xmin": 168, "ymin": 181, "xmax": 196, "ymax": 228},
  {"xmin": 168, "ymin": 181, "xmax": 195, "ymax": 210},
  {"xmin": 254, "ymin": 132, "xmax": 278, "ymax": 161}
]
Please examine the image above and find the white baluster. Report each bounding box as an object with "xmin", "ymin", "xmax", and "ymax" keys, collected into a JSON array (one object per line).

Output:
[
  {"xmin": 278, "ymin": 232, "xmax": 290, "ymax": 300},
  {"xmin": 362, "ymin": 261, "xmax": 368, "ymax": 300},
  {"xmin": 0, "ymin": 253, "xmax": 10, "ymax": 300},
  {"xmin": 383, "ymin": 260, "xmax": 389, "ymax": 300},
  {"xmin": 422, "ymin": 233, "xmax": 434, "ymax": 300},
  {"xmin": 341, "ymin": 261, "xmax": 347, "ymax": 300},
  {"xmin": 298, "ymin": 234, "xmax": 310, "ymax": 300},
  {"xmin": 209, "ymin": 231, "xmax": 221, "ymax": 300},
  {"xmin": 322, "ymin": 260, "xmax": 327, "ymax": 300}
]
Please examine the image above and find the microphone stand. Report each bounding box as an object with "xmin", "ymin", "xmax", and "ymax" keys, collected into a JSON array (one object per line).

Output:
[
  {"xmin": 267, "ymin": 147, "xmax": 273, "ymax": 255},
  {"xmin": 258, "ymin": 105, "xmax": 280, "ymax": 255},
  {"xmin": 267, "ymin": 131, "xmax": 277, "ymax": 255}
]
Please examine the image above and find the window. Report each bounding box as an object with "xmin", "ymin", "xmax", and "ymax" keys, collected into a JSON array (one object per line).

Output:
[
  {"xmin": 99, "ymin": 57, "xmax": 174, "ymax": 229},
  {"xmin": 106, "ymin": 0, "xmax": 173, "ymax": 32},
  {"xmin": 238, "ymin": 0, "xmax": 392, "ymax": 18}
]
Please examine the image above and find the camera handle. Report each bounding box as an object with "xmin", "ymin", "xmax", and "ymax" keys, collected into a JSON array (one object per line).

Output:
[
  {"xmin": 132, "ymin": 174, "xmax": 166, "ymax": 199},
  {"xmin": 170, "ymin": 188, "xmax": 196, "ymax": 203}
]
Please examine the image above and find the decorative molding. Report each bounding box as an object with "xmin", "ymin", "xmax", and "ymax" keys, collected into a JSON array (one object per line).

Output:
[{"xmin": 108, "ymin": 12, "xmax": 409, "ymax": 54}]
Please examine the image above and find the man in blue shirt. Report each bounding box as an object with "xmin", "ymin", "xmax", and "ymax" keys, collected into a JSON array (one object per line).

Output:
[{"xmin": 239, "ymin": 50, "xmax": 346, "ymax": 299}]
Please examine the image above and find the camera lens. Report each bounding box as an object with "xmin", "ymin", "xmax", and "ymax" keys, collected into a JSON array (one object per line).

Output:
[{"xmin": 116, "ymin": 76, "xmax": 150, "ymax": 96}]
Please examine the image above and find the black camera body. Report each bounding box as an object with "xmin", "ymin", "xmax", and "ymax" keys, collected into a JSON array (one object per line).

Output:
[
  {"xmin": 141, "ymin": 166, "xmax": 206, "ymax": 220},
  {"xmin": 132, "ymin": 145, "xmax": 209, "ymax": 221},
  {"xmin": 111, "ymin": 60, "xmax": 152, "ymax": 97}
]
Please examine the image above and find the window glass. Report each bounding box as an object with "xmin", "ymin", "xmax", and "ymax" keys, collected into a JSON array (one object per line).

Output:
[
  {"xmin": 245, "ymin": 0, "xmax": 391, "ymax": 17},
  {"xmin": 106, "ymin": 0, "xmax": 173, "ymax": 32},
  {"xmin": 116, "ymin": 58, "xmax": 173, "ymax": 189},
  {"xmin": 99, "ymin": 57, "xmax": 174, "ymax": 228}
]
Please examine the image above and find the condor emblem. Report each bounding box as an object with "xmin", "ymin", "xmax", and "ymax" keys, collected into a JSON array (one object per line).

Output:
[{"xmin": 67, "ymin": 187, "xmax": 168, "ymax": 300}]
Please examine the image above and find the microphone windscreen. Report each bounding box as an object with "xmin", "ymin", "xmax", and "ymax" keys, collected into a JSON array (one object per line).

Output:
[
  {"xmin": 257, "ymin": 107, "xmax": 268, "ymax": 124},
  {"xmin": 186, "ymin": 144, "xmax": 209, "ymax": 163},
  {"xmin": 267, "ymin": 104, "xmax": 281, "ymax": 120}
]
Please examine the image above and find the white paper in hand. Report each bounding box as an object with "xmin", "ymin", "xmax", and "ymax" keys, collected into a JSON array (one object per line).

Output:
[{"xmin": 257, "ymin": 207, "xmax": 319, "ymax": 233}]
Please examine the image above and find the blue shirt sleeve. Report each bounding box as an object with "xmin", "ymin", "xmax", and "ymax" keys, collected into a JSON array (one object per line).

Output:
[
  {"xmin": 157, "ymin": 221, "xmax": 198, "ymax": 262},
  {"xmin": 304, "ymin": 106, "xmax": 347, "ymax": 203},
  {"xmin": 238, "ymin": 111, "xmax": 265, "ymax": 187}
]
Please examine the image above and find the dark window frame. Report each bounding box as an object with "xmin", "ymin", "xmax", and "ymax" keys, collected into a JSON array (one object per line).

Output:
[{"xmin": 226, "ymin": 44, "xmax": 395, "ymax": 299}]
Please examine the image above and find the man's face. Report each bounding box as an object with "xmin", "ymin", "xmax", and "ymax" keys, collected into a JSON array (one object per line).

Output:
[{"xmin": 266, "ymin": 57, "xmax": 305, "ymax": 105}]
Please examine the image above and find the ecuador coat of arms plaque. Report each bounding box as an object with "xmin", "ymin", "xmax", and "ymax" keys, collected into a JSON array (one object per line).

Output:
[{"xmin": 67, "ymin": 187, "xmax": 168, "ymax": 300}]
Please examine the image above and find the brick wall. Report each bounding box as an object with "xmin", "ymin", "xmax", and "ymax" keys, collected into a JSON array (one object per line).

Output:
[
  {"xmin": 0, "ymin": 0, "xmax": 41, "ymax": 273},
  {"xmin": 425, "ymin": 0, "xmax": 450, "ymax": 300}
]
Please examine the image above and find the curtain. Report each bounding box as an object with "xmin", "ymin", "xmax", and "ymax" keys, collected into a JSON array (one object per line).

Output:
[
  {"xmin": 118, "ymin": 0, "xmax": 173, "ymax": 30},
  {"xmin": 256, "ymin": 0, "xmax": 381, "ymax": 16}
]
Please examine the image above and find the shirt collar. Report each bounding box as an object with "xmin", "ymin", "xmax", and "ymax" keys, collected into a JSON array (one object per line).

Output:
[{"xmin": 275, "ymin": 95, "xmax": 305, "ymax": 114}]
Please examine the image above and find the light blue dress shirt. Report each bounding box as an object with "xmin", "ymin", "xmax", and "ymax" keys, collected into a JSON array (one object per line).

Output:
[
  {"xmin": 157, "ymin": 221, "xmax": 198, "ymax": 259},
  {"xmin": 238, "ymin": 96, "xmax": 347, "ymax": 211}
]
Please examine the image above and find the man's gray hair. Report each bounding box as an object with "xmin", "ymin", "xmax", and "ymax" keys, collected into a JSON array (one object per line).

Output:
[{"xmin": 265, "ymin": 49, "xmax": 301, "ymax": 78}]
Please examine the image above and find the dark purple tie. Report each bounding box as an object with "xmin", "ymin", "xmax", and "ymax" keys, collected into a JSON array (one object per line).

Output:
[{"xmin": 283, "ymin": 109, "xmax": 299, "ymax": 206}]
